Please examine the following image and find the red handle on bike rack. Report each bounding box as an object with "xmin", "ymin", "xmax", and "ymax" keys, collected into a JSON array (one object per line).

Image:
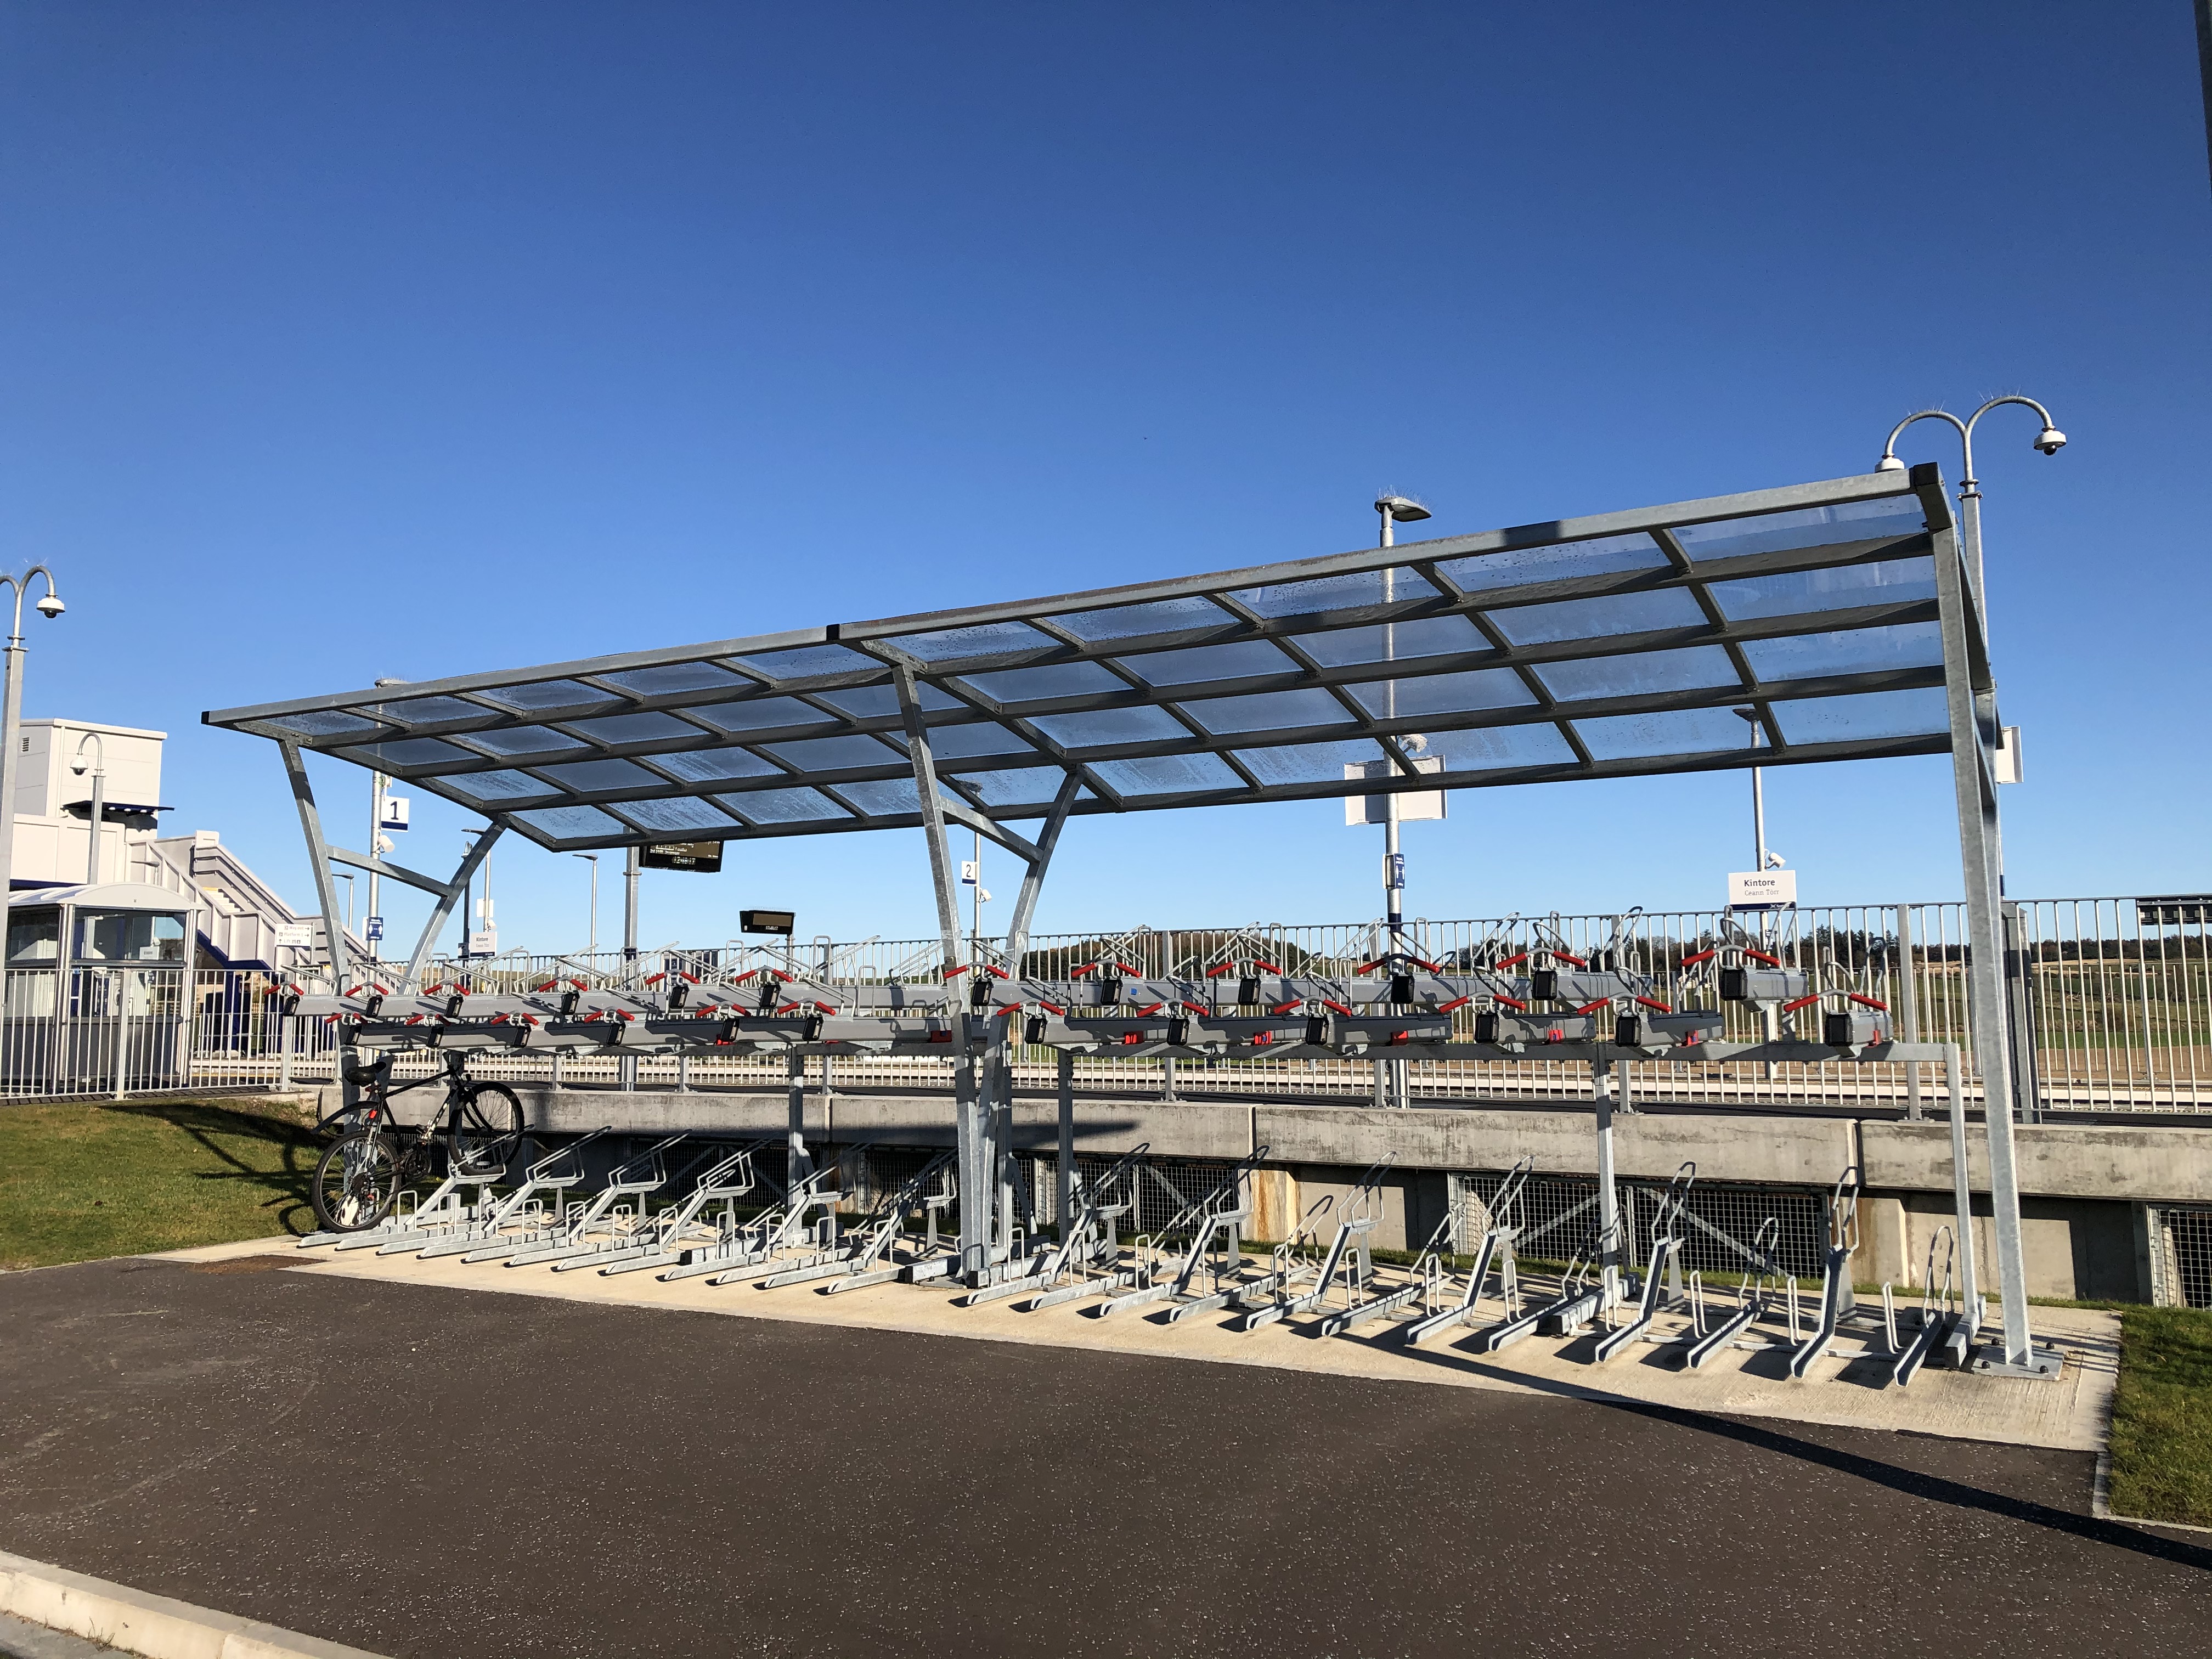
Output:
[
  {"xmin": 1635, "ymin": 996, "xmax": 1673, "ymax": 1013},
  {"xmin": 1747, "ymin": 950, "xmax": 1782, "ymax": 967},
  {"xmin": 1782, "ymin": 994, "xmax": 1822, "ymax": 1014},
  {"xmin": 1322, "ymin": 1000, "xmax": 1355, "ymax": 1017},
  {"xmin": 1269, "ymin": 1000, "xmax": 1302, "ymax": 1015},
  {"xmin": 1436, "ymin": 995, "xmax": 1471, "ymax": 1014},
  {"xmin": 1680, "ymin": 949, "xmax": 1716, "ymax": 967},
  {"xmin": 1848, "ymin": 994, "xmax": 1889, "ymax": 1011},
  {"xmin": 1495, "ymin": 952, "xmax": 1529, "ymax": 970}
]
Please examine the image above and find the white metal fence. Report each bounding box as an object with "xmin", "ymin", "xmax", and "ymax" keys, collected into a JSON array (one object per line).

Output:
[{"xmin": 3, "ymin": 895, "xmax": 2204, "ymax": 1116}]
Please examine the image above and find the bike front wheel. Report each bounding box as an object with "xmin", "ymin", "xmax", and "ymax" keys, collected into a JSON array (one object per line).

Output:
[
  {"xmin": 449, "ymin": 1082, "xmax": 524, "ymax": 1176},
  {"xmin": 313, "ymin": 1131, "xmax": 401, "ymax": 1232}
]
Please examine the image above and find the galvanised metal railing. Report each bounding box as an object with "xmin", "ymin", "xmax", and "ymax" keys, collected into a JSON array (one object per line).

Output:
[{"xmin": 4, "ymin": 896, "xmax": 2200, "ymax": 1114}]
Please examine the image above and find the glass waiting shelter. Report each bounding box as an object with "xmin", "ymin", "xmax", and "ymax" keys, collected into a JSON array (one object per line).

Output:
[{"xmin": 2, "ymin": 882, "xmax": 195, "ymax": 1094}]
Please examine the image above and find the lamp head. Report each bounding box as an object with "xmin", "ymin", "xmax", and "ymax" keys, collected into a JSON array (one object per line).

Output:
[
  {"xmin": 1874, "ymin": 454, "xmax": 1906, "ymax": 475},
  {"xmin": 2033, "ymin": 426, "xmax": 2066, "ymax": 456},
  {"xmin": 34, "ymin": 591, "xmax": 64, "ymax": 618},
  {"xmin": 1374, "ymin": 494, "xmax": 1431, "ymax": 523}
]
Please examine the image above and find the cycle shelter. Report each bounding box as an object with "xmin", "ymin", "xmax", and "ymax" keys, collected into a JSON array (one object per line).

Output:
[{"xmin": 209, "ymin": 461, "xmax": 2051, "ymax": 1377}]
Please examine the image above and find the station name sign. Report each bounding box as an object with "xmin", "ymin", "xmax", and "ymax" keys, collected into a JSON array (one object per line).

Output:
[
  {"xmin": 640, "ymin": 840, "xmax": 724, "ymax": 873},
  {"xmin": 1728, "ymin": 870, "xmax": 1797, "ymax": 911}
]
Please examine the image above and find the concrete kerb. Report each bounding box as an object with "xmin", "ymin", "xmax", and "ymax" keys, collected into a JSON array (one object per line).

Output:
[{"xmin": 0, "ymin": 1552, "xmax": 390, "ymax": 1659}]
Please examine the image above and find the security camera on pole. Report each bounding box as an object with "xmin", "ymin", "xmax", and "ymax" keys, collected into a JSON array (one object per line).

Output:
[{"xmin": 1374, "ymin": 494, "xmax": 1433, "ymax": 1109}]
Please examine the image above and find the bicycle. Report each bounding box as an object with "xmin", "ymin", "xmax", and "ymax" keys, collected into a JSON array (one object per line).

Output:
[{"xmin": 311, "ymin": 1049, "xmax": 526, "ymax": 1232}]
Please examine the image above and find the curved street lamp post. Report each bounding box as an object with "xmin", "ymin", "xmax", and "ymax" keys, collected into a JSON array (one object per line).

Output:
[{"xmin": 0, "ymin": 568, "xmax": 67, "ymax": 909}]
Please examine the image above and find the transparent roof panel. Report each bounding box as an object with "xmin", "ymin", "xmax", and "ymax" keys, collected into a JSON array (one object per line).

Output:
[
  {"xmin": 731, "ymin": 644, "xmax": 882, "ymax": 682},
  {"xmin": 1534, "ymin": 645, "xmax": 1740, "ymax": 703},
  {"xmin": 460, "ymin": 726, "xmax": 590, "ymax": 759},
  {"xmin": 209, "ymin": 472, "xmax": 1962, "ymax": 848},
  {"xmin": 1770, "ymin": 687, "xmax": 1950, "ymax": 745},
  {"xmin": 1707, "ymin": 556, "xmax": 1936, "ymax": 622},
  {"xmin": 1345, "ymin": 669, "xmax": 1536, "ymax": 719},
  {"xmin": 763, "ymin": 734, "xmax": 902, "ymax": 771},
  {"xmin": 1091, "ymin": 752, "xmax": 1242, "ymax": 797},
  {"xmin": 814, "ymin": 682, "xmax": 964, "ymax": 719},
  {"xmin": 597, "ymin": 661, "xmax": 746, "ymax": 697},
  {"xmin": 1436, "ymin": 532, "xmax": 1668, "ymax": 593},
  {"xmin": 477, "ymin": 679, "xmax": 622, "ymax": 714},
  {"xmin": 1674, "ymin": 496, "xmax": 1928, "ymax": 561},
  {"xmin": 1028, "ymin": 706, "xmax": 1190, "ymax": 749},
  {"xmin": 689, "ymin": 696, "xmax": 837, "ymax": 734},
  {"xmin": 612, "ymin": 796, "xmax": 738, "ymax": 834},
  {"xmin": 1182, "ymin": 688, "xmax": 1355, "ymax": 736},
  {"xmin": 1424, "ymin": 724, "xmax": 1580, "ymax": 770},
  {"xmin": 648, "ymin": 748, "xmax": 783, "ymax": 783},
  {"xmin": 333, "ymin": 738, "xmax": 475, "ymax": 770},
  {"xmin": 515, "ymin": 804, "xmax": 629, "ymax": 841},
  {"xmin": 899, "ymin": 721, "xmax": 1035, "ymax": 760},
  {"xmin": 1231, "ymin": 567, "xmax": 1438, "ymax": 619},
  {"xmin": 715, "ymin": 787, "xmax": 850, "ymax": 824},
  {"xmin": 887, "ymin": 621, "xmax": 1056, "ymax": 662},
  {"xmin": 1491, "ymin": 586, "xmax": 1707, "ymax": 645},
  {"xmin": 1740, "ymin": 622, "xmax": 1944, "ymax": 685},
  {"xmin": 960, "ymin": 661, "xmax": 1129, "ymax": 704},
  {"xmin": 533, "ymin": 758, "xmax": 661, "ymax": 792},
  {"xmin": 372, "ymin": 695, "xmax": 487, "ymax": 726},
  {"xmin": 440, "ymin": 769, "xmax": 550, "ymax": 802},
  {"xmin": 1232, "ymin": 739, "xmax": 1387, "ymax": 786},
  {"xmin": 1116, "ymin": 639, "xmax": 1297, "ymax": 686},
  {"xmin": 1295, "ymin": 614, "xmax": 1486, "ymax": 669},
  {"xmin": 565, "ymin": 711, "xmax": 702, "ymax": 746},
  {"xmin": 261, "ymin": 710, "xmax": 381, "ymax": 740},
  {"xmin": 1575, "ymin": 706, "xmax": 1760, "ymax": 761},
  {"xmin": 961, "ymin": 766, "xmax": 1070, "ymax": 806},
  {"xmin": 831, "ymin": 777, "xmax": 924, "ymax": 817},
  {"xmin": 1049, "ymin": 595, "xmax": 1236, "ymax": 641}
]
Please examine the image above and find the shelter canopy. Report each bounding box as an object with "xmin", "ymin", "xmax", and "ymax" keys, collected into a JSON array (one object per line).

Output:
[{"xmin": 205, "ymin": 470, "xmax": 1959, "ymax": 853}]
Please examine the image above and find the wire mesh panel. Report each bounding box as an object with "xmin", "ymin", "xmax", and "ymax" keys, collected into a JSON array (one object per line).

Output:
[
  {"xmin": 1449, "ymin": 1169, "xmax": 1829, "ymax": 1279},
  {"xmin": 2148, "ymin": 1206, "xmax": 2212, "ymax": 1309}
]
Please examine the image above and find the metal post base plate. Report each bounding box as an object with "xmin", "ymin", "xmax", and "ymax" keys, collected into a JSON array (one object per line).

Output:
[{"xmin": 1968, "ymin": 1345, "xmax": 2064, "ymax": 1380}]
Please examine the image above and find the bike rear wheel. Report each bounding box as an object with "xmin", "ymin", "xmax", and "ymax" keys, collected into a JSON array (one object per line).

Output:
[
  {"xmin": 313, "ymin": 1131, "xmax": 402, "ymax": 1232},
  {"xmin": 449, "ymin": 1082, "xmax": 524, "ymax": 1176}
]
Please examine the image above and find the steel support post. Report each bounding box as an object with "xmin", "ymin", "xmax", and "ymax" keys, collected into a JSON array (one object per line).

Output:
[
  {"xmin": 895, "ymin": 664, "xmax": 985, "ymax": 1279},
  {"xmin": 1897, "ymin": 901, "xmax": 1923, "ymax": 1121},
  {"xmin": 1593, "ymin": 1058, "xmax": 1621, "ymax": 1306},
  {"xmin": 279, "ymin": 742, "xmax": 360, "ymax": 1113},
  {"xmin": 1923, "ymin": 470, "xmax": 2044, "ymax": 1374},
  {"xmin": 786, "ymin": 1048, "xmax": 809, "ymax": 1194},
  {"xmin": 1056, "ymin": 1047, "xmax": 1075, "ymax": 1239},
  {"xmin": 1944, "ymin": 1044, "xmax": 1980, "ymax": 1322}
]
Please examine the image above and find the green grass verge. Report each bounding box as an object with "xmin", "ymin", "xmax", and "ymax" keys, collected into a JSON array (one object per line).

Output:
[
  {"xmin": 2108, "ymin": 1305, "xmax": 2212, "ymax": 1529},
  {"xmin": 0, "ymin": 1096, "xmax": 322, "ymax": 1270}
]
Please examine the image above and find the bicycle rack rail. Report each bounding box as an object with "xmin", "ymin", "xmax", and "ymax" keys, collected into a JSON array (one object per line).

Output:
[
  {"xmin": 1891, "ymin": 1224, "xmax": 1960, "ymax": 1388},
  {"xmin": 1237, "ymin": 1160, "xmax": 1387, "ymax": 1333},
  {"xmin": 300, "ymin": 1160, "xmax": 506, "ymax": 1253},
  {"xmin": 1593, "ymin": 1162, "xmax": 1695, "ymax": 1362},
  {"xmin": 501, "ymin": 1134, "xmax": 712, "ymax": 1268},
  {"xmin": 1404, "ymin": 1157, "xmax": 1531, "ymax": 1347},
  {"xmin": 648, "ymin": 1161, "xmax": 842, "ymax": 1284},
  {"xmin": 405, "ymin": 1127, "xmax": 616, "ymax": 1261},
  {"xmin": 1476, "ymin": 1216, "xmax": 1621, "ymax": 1352},
  {"xmin": 1683, "ymin": 1217, "xmax": 1784, "ymax": 1369},
  {"xmin": 573, "ymin": 1142, "xmax": 770, "ymax": 1276},
  {"xmin": 1787, "ymin": 1165, "xmax": 1863, "ymax": 1380},
  {"xmin": 820, "ymin": 1150, "xmax": 962, "ymax": 1293},
  {"xmin": 1088, "ymin": 1148, "xmax": 1269, "ymax": 1321},
  {"xmin": 964, "ymin": 1144, "xmax": 1144, "ymax": 1308},
  {"xmin": 1319, "ymin": 1206, "xmax": 1451, "ymax": 1339}
]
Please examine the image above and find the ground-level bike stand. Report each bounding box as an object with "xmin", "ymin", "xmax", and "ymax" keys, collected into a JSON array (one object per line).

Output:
[
  {"xmin": 411, "ymin": 1127, "xmax": 615, "ymax": 1261},
  {"xmin": 500, "ymin": 1134, "xmax": 712, "ymax": 1268},
  {"xmin": 1593, "ymin": 1163, "xmax": 1694, "ymax": 1363},
  {"xmin": 1238, "ymin": 1161, "xmax": 1386, "ymax": 1333},
  {"xmin": 1405, "ymin": 1158, "xmax": 1531, "ymax": 1348},
  {"xmin": 962, "ymin": 1145, "xmax": 1141, "ymax": 1308}
]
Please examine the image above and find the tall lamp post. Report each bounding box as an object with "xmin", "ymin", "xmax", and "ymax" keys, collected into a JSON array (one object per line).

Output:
[
  {"xmin": 70, "ymin": 731, "xmax": 106, "ymax": 885},
  {"xmin": 574, "ymin": 853, "xmax": 599, "ymax": 957},
  {"xmin": 1374, "ymin": 493, "xmax": 1429, "ymax": 1111},
  {"xmin": 1877, "ymin": 396, "xmax": 2064, "ymax": 611},
  {"xmin": 0, "ymin": 568, "xmax": 66, "ymax": 909}
]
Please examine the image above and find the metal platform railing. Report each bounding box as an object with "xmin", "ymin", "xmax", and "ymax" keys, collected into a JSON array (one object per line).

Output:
[{"xmin": 3, "ymin": 893, "xmax": 2201, "ymax": 1114}]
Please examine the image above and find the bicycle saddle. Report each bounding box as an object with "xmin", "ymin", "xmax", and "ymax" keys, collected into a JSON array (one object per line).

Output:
[{"xmin": 342, "ymin": 1058, "xmax": 393, "ymax": 1085}]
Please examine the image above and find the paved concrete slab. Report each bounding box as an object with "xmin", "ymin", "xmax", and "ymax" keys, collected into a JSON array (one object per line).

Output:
[
  {"xmin": 183, "ymin": 1232, "xmax": 2119, "ymax": 1453},
  {"xmin": 3, "ymin": 1251, "xmax": 2207, "ymax": 1658}
]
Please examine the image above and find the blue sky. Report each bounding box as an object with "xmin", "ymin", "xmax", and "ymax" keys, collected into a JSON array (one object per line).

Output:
[{"xmin": 2, "ymin": 2, "xmax": 2207, "ymax": 957}]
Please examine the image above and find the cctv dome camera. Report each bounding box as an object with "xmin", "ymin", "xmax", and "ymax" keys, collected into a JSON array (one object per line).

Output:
[
  {"xmin": 34, "ymin": 592, "xmax": 63, "ymax": 618},
  {"xmin": 2034, "ymin": 426, "xmax": 2066, "ymax": 456}
]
